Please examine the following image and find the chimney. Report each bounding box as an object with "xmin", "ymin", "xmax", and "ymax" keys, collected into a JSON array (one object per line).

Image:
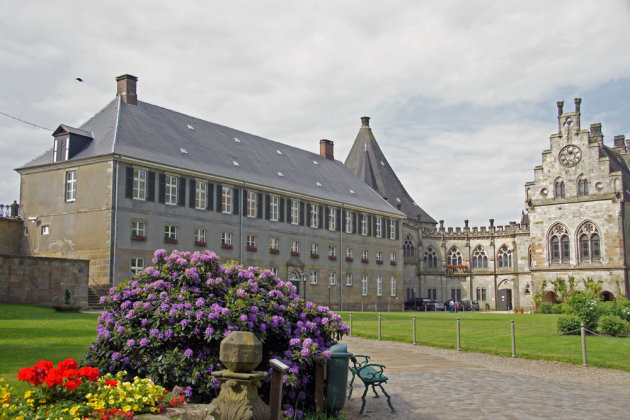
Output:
[
  {"xmin": 614, "ymin": 135, "xmax": 626, "ymax": 150},
  {"xmin": 319, "ymin": 139, "xmax": 334, "ymax": 160},
  {"xmin": 590, "ymin": 123, "xmax": 603, "ymax": 145},
  {"xmin": 116, "ymin": 74, "xmax": 138, "ymax": 105},
  {"xmin": 557, "ymin": 100, "xmax": 564, "ymax": 116},
  {"xmin": 361, "ymin": 116, "xmax": 370, "ymax": 127}
]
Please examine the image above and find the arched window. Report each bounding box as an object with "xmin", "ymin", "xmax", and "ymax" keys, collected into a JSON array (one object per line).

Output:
[
  {"xmin": 548, "ymin": 224, "xmax": 570, "ymax": 264},
  {"xmin": 423, "ymin": 247, "xmax": 438, "ymax": 268},
  {"xmin": 447, "ymin": 247, "xmax": 463, "ymax": 267},
  {"xmin": 497, "ymin": 245, "xmax": 512, "ymax": 268},
  {"xmin": 554, "ymin": 178, "xmax": 565, "ymax": 198},
  {"xmin": 577, "ymin": 222, "xmax": 601, "ymax": 263},
  {"xmin": 577, "ymin": 176, "xmax": 589, "ymax": 196},
  {"xmin": 472, "ymin": 246, "xmax": 488, "ymax": 268},
  {"xmin": 403, "ymin": 235, "xmax": 415, "ymax": 258}
]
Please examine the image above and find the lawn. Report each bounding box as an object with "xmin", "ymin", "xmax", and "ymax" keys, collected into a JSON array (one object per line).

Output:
[
  {"xmin": 0, "ymin": 304, "xmax": 99, "ymax": 393},
  {"xmin": 339, "ymin": 311, "xmax": 630, "ymax": 371}
]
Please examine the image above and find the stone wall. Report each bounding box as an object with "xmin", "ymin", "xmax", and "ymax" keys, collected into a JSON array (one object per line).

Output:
[
  {"xmin": 0, "ymin": 217, "xmax": 25, "ymax": 256},
  {"xmin": 0, "ymin": 254, "xmax": 89, "ymax": 307}
]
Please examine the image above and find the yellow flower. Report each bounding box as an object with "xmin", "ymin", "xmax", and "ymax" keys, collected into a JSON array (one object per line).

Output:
[
  {"xmin": 123, "ymin": 405, "xmax": 131, "ymax": 412},
  {"xmin": 23, "ymin": 391, "xmax": 33, "ymax": 399}
]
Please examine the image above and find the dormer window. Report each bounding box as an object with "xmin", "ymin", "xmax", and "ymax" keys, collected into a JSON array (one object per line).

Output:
[{"xmin": 51, "ymin": 125, "xmax": 93, "ymax": 163}]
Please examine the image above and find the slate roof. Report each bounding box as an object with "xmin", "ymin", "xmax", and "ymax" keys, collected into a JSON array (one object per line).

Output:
[
  {"xmin": 344, "ymin": 117, "xmax": 436, "ymax": 225},
  {"xmin": 20, "ymin": 98, "xmax": 404, "ymax": 216},
  {"xmin": 601, "ymin": 146, "xmax": 630, "ymax": 200}
]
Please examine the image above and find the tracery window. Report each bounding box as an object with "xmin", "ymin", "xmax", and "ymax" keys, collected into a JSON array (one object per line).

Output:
[
  {"xmin": 554, "ymin": 178, "xmax": 565, "ymax": 198},
  {"xmin": 577, "ymin": 176, "xmax": 589, "ymax": 196},
  {"xmin": 447, "ymin": 247, "xmax": 463, "ymax": 267},
  {"xmin": 472, "ymin": 246, "xmax": 488, "ymax": 268},
  {"xmin": 423, "ymin": 247, "xmax": 438, "ymax": 268},
  {"xmin": 548, "ymin": 224, "xmax": 570, "ymax": 264},
  {"xmin": 578, "ymin": 222, "xmax": 601, "ymax": 263},
  {"xmin": 497, "ymin": 245, "xmax": 512, "ymax": 268},
  {"xmin": 403, "ymin": 235, "xmax": 415, "ymax": 258}
]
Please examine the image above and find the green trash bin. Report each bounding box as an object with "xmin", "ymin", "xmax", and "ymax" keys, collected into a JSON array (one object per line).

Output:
[{"xmin": 325, "ymin": 343, "xmax": 353, "ymax": 412}]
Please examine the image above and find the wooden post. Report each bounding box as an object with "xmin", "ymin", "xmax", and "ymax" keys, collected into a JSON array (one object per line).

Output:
[
  {"xmin": 315, "ymin": 361, "xmax": 326, "ymax": 412},
  {"xmin": 378, "ymin": 313, "xmax": 382, "ymax": 341},
  {"xmin": 456, "ymin": 317, "xmax": 461, "ymax": 351},
  {"xmin": 413, "ymin": 315, "xmax": 416, "ymax": 345},
  {"xmin": 350, "ymin": 312, "xmax": 353, "ymax": 337},
  {"xmin": 511, "ymin": 320, "xmax": 516, "ymax": 358},
  {"xmin": 581, "ymin": 323, "xmax": 588, "ymax": 367},
  {"xmin": 269, "ymin": 359, "xmax": 289, "ymax": 420}
]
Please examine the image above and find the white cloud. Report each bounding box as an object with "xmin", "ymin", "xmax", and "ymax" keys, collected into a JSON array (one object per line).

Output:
[{"xmin": 1, "ymin": 0, "xmax": 630, "ymax": 229}]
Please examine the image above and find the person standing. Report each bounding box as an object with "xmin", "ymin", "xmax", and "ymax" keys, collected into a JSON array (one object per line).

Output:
[{"xmin": 449, "ymin": 300, "xmax": 454, "ymax": 313}]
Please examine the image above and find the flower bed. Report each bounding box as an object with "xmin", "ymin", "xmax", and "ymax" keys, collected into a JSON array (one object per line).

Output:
[
  {"xmin": 0, "ymin": 359, "xmax": 185, "ymax": 419},
  {"xmin": 85, "ymin": 249, "xmax": 349, "ymax": 417}
]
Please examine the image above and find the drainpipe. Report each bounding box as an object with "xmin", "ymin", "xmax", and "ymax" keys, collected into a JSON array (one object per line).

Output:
[
  {"xmin": 240, "ymin": 182, "xmax": 245, "ymax": 264},
  {"xmin": 111, "ymin": 160, "xmax": 119, "ymax": 287},
  {"xmin": 491, "ymin": 219, "xmax": 497, "ymax": 310},
  {"xmin": 339, "ymin": 204, "xmax": 344, "ymax": 311},
  {"xmin": 622, "ymin": 202, "xmax": 629, "ymax": 298}
]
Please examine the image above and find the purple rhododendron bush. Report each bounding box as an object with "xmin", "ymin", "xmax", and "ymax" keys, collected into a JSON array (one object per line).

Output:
[{"xmin": 84, "ymin": 249, "xmax": 348, "ymax": 417}]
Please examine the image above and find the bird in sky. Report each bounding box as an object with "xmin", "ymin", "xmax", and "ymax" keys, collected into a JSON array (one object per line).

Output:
[{"xmin": 76, "ymin": 78, "xmax": 84, "ymax": 82}]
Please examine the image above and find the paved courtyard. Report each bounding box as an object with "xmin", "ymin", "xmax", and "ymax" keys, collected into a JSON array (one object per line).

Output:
[{"xmin": 340, "ymin": 336, "xmax": 630, "ymax": 419}]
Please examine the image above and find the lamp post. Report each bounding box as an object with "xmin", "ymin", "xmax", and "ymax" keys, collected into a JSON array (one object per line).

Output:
[{"xmin": 302, "ymin": 270, "xmax": 309, "ymax": 301}]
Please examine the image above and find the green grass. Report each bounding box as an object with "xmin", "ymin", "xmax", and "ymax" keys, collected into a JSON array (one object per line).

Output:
[
  {"xmin": 339, "ymin": 311, "xmax": 630, "ymax": 371},
  {"xmin": 0, "ymin": 304, "xmax": 99, "ymax": 393}
]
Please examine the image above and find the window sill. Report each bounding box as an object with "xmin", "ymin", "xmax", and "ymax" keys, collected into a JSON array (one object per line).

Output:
[
  {"xmin": 269, "ymin": 249, "xmax": 280, "ymax": 254},
  {"xmin": 345, "ymin": 257, "xmax": 354, "ymax": 262},
  {"xmin": 246, "ymin": 246, "xmax": 258, "ymax": 252},
  {"xmin": 195, "ymin": 241, "xmax": 207, "ymax": 247},
  {"xmin": 221, "ymin": 244, "xmax": 234, "ymax": 250},
  {"xmin": 362, "ymin": 259, "xmax": 370, "ymax": 264},
  {"xmin": 164, "ymin": 238, "xmax": 178, "ymax": 244},
  {"xmin": 291, "ymin": 252, "xmax": 301, "ymax": 257},
  {"xmin": 328, "ymin": 256, "xmax": 337, "ymax": 261},
  {"xmin": 131, "ymin": 235, "xmax": 147, "ymax": 241},
  {"xmin": 310, "ymin": 254, "xmax": 320, "ymax": 259}
]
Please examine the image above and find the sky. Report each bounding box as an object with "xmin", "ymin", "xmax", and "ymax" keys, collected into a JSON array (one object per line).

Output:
[{"xmin": 2, "ymin": 0, "xmax": 630, "ymax": 226}]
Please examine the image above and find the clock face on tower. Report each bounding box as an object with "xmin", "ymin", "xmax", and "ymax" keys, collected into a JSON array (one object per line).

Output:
[{"xmin": 558, "ymin": 145, "xmax": 582, "ymax": 167}]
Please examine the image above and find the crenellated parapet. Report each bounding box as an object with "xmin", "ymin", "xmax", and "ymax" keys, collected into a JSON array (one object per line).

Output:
[{"xmin": 422, "ymin": 218, "xmax": 529, "ymax": 240}]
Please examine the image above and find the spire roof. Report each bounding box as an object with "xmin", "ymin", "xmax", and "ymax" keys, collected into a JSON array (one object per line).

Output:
[{"xmin": 344, "ymin": 117, "xmax": 436, "ymax": 226}]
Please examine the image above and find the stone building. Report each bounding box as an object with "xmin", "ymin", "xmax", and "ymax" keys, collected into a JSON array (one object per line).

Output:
[
  {"xmin": 14, "ymin": 73, "xmax": 630, "ymax": 310},
  {"xmin": 16, "ymin": 74, "xmax": 406, "ymax": 310},
  {"xmin": 346, "ymin": 99, "xmax": 629, "ymax": 310}
]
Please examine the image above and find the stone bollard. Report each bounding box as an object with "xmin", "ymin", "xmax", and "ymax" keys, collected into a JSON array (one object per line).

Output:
[{"xmin": 207, "ymin": 331, "xmax": 270, "ymax": 420}]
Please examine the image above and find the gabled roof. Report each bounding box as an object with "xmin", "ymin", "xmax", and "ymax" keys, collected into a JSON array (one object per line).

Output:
[
  {"xmin": 52, "ymin": 124, "xmax": 93, "ymax": 139},
  {"xmin": 601, "ymin": 146, "xmax": 630, "ymax": 200},
  {"xmin": 19, "ymin": 98, "xmax": 403, "ymax": 217},
  {"xmin": 344, "ymin": 117, "xmax": 436, "ymax": 225}
]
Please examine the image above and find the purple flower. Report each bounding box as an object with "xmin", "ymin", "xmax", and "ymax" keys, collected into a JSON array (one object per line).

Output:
[
  {"xmin": 127, "ymin": 339, "xmax": 135, "ymax": 347},
  {"xmin": 164, "ymin": 329, "xmax": 174, "ymax": 339},
  {"xmin": 139, "ymin": 338, "xmax": 149, "ymax": 347},
  {"xmin": 300, "ymin": 348, "xmax": 311, "ymax": 357},
  {"xmin": 116, "ymin": 326, "xmax": 125, "ymax": 334},
  {"xmin": 150, "ymin": 328, "xmax": 160, "ymax": 337},
  {"xmin": 240, "ymin": 314, "xmax": 248, "ymax": 322},
  {"xmin": 141, "ymin": 318, "xmax": 149, "ymax": 325},
  {"xmin": 205, "ymin": 327, "xmax": 214, "ymax": 336},
  {"xmin": 111, "ymin": 352, "xmax": 121, "ymax": 361},
  {"xmin": 184, "ymin": 348, "xmax": 193, "ymax": 357},
  {"xmin": 180, "ymin": 319, "xmax": 190, "ymax": 327},
  {"xmin": 236, "ymin": 288, "xmax": 248, "ymax": 297},
  {"xmin": 289, "ymin": 338, "xmax": 300, "ymax": 346},
  {"xmin": 322, "ymin": 350, "xmax": 331, "ymax": 358},
  {"xmin": 302, "ymin": 338, "xmax": 313, "ymax": 347}
]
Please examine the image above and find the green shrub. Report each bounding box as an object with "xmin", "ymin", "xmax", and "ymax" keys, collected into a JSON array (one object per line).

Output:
[
  {"xmin": 567, "ymin": 291, "xmax": 602, "ymax": 331},
  {"xmin": 538, "ymin": 302, "xmax": 552, "ymax": 314},
  {"xmin": 557, "ymin": 315, "xmax": 581, "ymax": 334},
  {"xmin": 599, "ymin": 315, "xmax": 630, "ymax": 337},
  {"xmin": 551, "ymin": 304, "xmax": 564, "ymax": 314},
  {"xmin": 599, "ymin": 301, "xmax": 617, "ymax": 316},
  {"xmin": 85, "ymin": 249, "xmax": 349, "ymax": 415},
  {"xmin": 604, "ymin": 300, "xmax": 630, "ymax": 322}
]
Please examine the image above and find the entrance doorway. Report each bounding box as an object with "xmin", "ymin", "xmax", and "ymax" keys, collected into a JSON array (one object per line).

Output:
[{"xmin": 497, "ymin": 289, "xmax": 512, "ymax": 311}]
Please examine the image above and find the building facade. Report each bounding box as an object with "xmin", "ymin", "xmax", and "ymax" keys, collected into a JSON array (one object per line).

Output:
[
  {"xmin": 14, "ymin": 75, "xmax": 630, "ymax": 310},
  {"xmin": 17, "ymin": 75, "xmax": 406, "ymax": 310}
]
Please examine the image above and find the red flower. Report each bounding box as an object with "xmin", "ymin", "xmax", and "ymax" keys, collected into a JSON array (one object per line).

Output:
[
  {"xmin": 44, "ymin": 368, "xmax": 64, "ymax": 387},
  {"xmin": 34, "ymin": 360, "xmax": 53, "ymax": 371},
  {"xmin": 57, "ymin": 358, "xmax": 78, "ymax": 372},
  {"xmin": 64, "ymin": 379, "xmax": 82, "ymax": 391},
  {"xmin": 105, "ymin": 379, "xmax": 119, "ymax": 387},
  {"xmin": 178, "ymin": 395, "xmax": 186, "ymax": 403},
  {"xmin": 77, "ymin": 366, "xmax": 100, "ymax": 382}
]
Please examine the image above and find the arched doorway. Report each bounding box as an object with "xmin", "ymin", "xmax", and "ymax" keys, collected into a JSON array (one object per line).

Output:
[
  {"xmin": 542, "ymin": 291, "xmax": 557, "ymax": 303},
  {"xmin": 288, "ymin": 270, "xmax": 300, "ymax": 295},
  {"xmin": 600, "ymin": 290, "xmax": 615, "ymax": 302}
]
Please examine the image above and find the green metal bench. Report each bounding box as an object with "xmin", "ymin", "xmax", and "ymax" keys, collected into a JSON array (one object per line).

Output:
[{"xmin": 348, "ymin": 355, "xmax": 396, "ymax": 415}]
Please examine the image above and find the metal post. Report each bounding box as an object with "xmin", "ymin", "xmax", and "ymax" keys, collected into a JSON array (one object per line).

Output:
[
  {"xmin": 413, "ymin": 315, "xmax": 417, "ymax": 345},
  {"xmin": 378, "ymin": 313, "xmax": 382, "ymax": 341},
  {"xmin": 457, "ymin": 317, "xmax": 461, "ymax": 351},
  {"xmin": 350, "ymin": 312, "xmax": 353, "ymax": 337},
  {"xmin": 581, "ymin": 323, "xmax": 588, "ymax": 367},
  {"xmin": 511, "ymin": 320, "xmax": 516, "ymax": 358}
]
